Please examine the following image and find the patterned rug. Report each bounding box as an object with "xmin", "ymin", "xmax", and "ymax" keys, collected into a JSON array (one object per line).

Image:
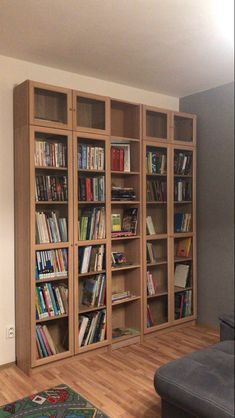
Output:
[{"xmin": 0, "ymin": 384, "xmax": 109, "ymax": 418}]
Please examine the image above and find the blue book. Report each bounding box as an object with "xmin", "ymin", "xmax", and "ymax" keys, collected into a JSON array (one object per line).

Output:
[
  {"xmin": 82, "ymin": 145, "xmax": 87, "ymax": 169},
  {"xmin": 36, "ymin": 326, "xmax": 48, "ymax": 357},
  {"xmin": 174, "ymin": 213, "xmax": 183, "ymax": 233},
  {"xmin": 47, "ymin": 283, "xmax": 59, "ymax": 316}
]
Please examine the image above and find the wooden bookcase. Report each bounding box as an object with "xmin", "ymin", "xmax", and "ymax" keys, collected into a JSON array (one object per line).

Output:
[{"xmin": 14, "ymin": 80, "xmax": 196, "ymax": 374}]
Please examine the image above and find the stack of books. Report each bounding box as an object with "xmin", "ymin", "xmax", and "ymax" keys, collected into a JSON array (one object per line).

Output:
[
  {"xmin": 111, "ymin": 143, "xmax": 130, "ymax": 172},
  {"xmin": 175, "ymin": 290, "xmax": 192, "ymax": 319},
  {"xmin": 36, "ymin": 324, "xmax": 58, "ymax": 358},
  {"xmin": 36, "ymin": 249, "xmax": 68, "ymax": 280},
  {"xmin": 80, "ymin": 274, "xmax": 106, "ymax": 308},
  {"xmin": 35, "ymin": 175, "xmax": 68, "ymax": 202},
  {"xmin": 174, "ymin": 213, "xmax": 192, "ymax": 232},
  {"xmin": 111, "ymin": 251, "xmax": 130, "ymax": 267},
  {"xmin": 35, "ymin": 211, "xmax": 67, "ymax": 243},
  {"xmin": 146, "ymin": 271, "xmax": 157, "ymax": 296},
  {"xmin": 36, "ymin": 283, "xmax": 68, "ymax": 320},
  {"xmin": 111, "ymin": 208, "xmax": 138, "ymax": 237},
  {"xmin": 111, "ymin": 186, "xmax": 136, "ymax": 201},
  {"xmin": 79, "ymin": 245, "xmax": 105, "ymax": 274},
  {"xmin": 146, "ymin": 151, "xmax": 167, "ymax": 174},
  {"xmin": 79, "ymin": 310, "xmax": 106, "ymax": 347},
  {"xmin": 78, "ymin": 176, "xmax": 105, "ymax": 201},
  {"xmin": 112, "ymin": 327, "xmax": 138, "ymax": 339},
  {"xmin": 78, "ymin": 207, "xmax": 105, "ymax": 240},
  {"xmin": 35, "ymin": 141, "xmax": 67, "ymax": 168},
  {"xmin": 78, "ymin": 144, "xmax": 105, "ymax": 171},
  {"xmin": 174, "ymin": 152, "xmax": 192, "ymax": 175},
  {"xmin": 146, "ymin": 180, "xmax": 167, "ymax": 201},
  {"xmin": 174, "ymin": 179, "xmax": 192, "ymax": 201},
  {"xmin": 112, "ymin": 290, "xmax": 131, "ymax": 302}
]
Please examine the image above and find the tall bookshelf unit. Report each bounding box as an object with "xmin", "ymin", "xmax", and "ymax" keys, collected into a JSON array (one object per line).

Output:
[
  {"xmin": 14, "ymin": 80, "xmax": 196, "ymax": 374},
  {"xmin": 143, "ymin": 106, "xmax": 196, "ymax": 334}
]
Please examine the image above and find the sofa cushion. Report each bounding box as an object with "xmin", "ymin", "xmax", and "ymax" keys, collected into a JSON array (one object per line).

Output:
[
  {"xmin": 154, "ymin": 341, "xmax": 235, "ymax": 418},
  {"xmin": 219, "ymin": 314, "xmax": 235, "ymax": 328}
]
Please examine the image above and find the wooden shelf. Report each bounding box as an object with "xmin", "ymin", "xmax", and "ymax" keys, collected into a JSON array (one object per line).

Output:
[
  {"xmin": 35, "ymin": 275, "xmax": 68, "ymax": 283},
  {"xmin": 174, "ymin": 174, "xmax": 192, "ymax": 178},
  {"xmin": 35, "ymin": 201, "xmax": 68, "ymax": 205},
  {"xmin": 112, "ymin": 296, "xmax": 140, "ymax": 306},
  {"xmin": 78, "ymin": 169, "xmax": 105, "ymax": 174},
  {"xmin": 147, "ymin": 259, "xmax": 167, "ymax": 267},
  {"xmin": 145, "ymin": 234, "xmax": 168, "ymax": 240},
  {"xmin": 78, "ymin": 201, "xmax": 105, "ymax": 205},
  {"xmin": 36, "ymin": 314, "xmax": 68, "ymax": 324},
  {"xmin": 111, "ymin": 135, "xmax": 140, "ymax": 143},
  {"xmin": 147, "ymin": 291, "xmax": 168, "ymax": 299},
  {"xmin": 111, "ymin": 235, "xmax": 140, "ymax": 241},
  {"xmin": 174, "ymin": 256, "xmax": 193, "ymax": 263},
  {"xmin": 35, "ymin": 166, "xmax": 68, "ymax": 171},
  {"xmin": 146, "ymin": 173, "xmax": 167, "ymax": 177},
  {"xmin": 79, "ymin": 305, "xmax": 106, "ymax": 314},
  {"xmin": 111, "ymin": 170, "xmax": 140, "ymax": 176},
  {"xmin": 111, "ymin": 264, "xmax": 140, "ymax": 272},
  {"xmin": 174, "ymin": 201, "xmax": 192, "ymax": 204},
  {"xmin": 174, "ymin": 286, "xmax": 193, "ymax": 293},
  {"xmin": 78, "ymin": 270, "xmax": 106, "ymax": 278},
  {"xmin": 111, "ymin": 201, "xmax": 140, "ymax": 205},
  {"xmin": 35, "ymin": 242, "xmax": 69, "ymax": 250},
  {"xmin": 146, "ymin": 201, "xmax": 167, "ymax": 205},
  {"xmin": 77, "ymin": 239, "xmax": 107, "ymax": 246}
]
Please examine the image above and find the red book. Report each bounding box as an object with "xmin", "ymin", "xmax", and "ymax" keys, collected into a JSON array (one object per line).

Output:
[
  {"xmin": 119, "ymin": 148, "xmax": 124, "ymax": 171},
  {"xmin": 86, "ymin": 177, "xmax": 91, "ymax": 201},
  {"xmin": 111, "ymin": 148, "xmax": 116, "ymax": 171},
  {"xmin": 41, "ymin": 287, "xmax": 51, "ymax": 317},
  {"xmin": 116, "ymin": 149, "xmax": 120, "ymax": 171},
  {"xmin": 38, "ymin": 325, "xmax": 53, "ymax": 356}
]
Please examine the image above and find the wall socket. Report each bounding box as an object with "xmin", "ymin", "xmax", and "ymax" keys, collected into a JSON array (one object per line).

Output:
[{"xmin": 6, "ymin": 326, "xmax": 15, "ymax": 339}]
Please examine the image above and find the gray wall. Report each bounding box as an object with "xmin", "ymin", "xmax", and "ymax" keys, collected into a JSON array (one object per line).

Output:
[{"xmin": 180, "ymin": 82, "xmax": 234, "ymax": 327}]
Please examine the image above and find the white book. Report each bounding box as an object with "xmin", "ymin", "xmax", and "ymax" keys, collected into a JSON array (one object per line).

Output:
[
  {"xmin": 146, "ymin": 216, "xmax": 156, "ymax": 235},
  {"xmin": 78, "ymin": 316, "xmax": 89, "ymax": 347},
  {"xmin": 174, "ymin": 264, "xmax": 190, "ymax": 288},
  {"xmin": 178, "ymin": 181, "xmax": 183, "ymax": 201}
]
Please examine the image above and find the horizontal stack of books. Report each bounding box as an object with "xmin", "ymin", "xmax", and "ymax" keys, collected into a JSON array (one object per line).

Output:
[
  {"xmin": 112, "ymin": 290, "xmax": 131, "ymax": 302},
  {"xmin": 147, "ymin": 305, "xmax": 154, "ymax": 327},
  {"xmin": 175, "ymin": 290, "xmax": 192, "ymax": 319},
  {"xmin": 111, "ymin": 186, "xmax": 136, "ymax": 201},
  {"xmin": 36, "ymin": 211, "xmax": 67, "ymax": 243},
  {"xmin": 174, "ymin": 179, "xmax": 192, "ymax": 201},
  {"xmin": 79, "ymin": 310, "xmax": 106, "ymax": 347},
  {"xmin": 36, "ymin": 283, "xmax": 68, "ymax": 320},
  {"xmin": 35, "ymin": 141, "xmax": 67, "ymax": 168},
  {"xmin": 80, "ymin": 274, "xmax": 106, "ymax": 308},
  {"xmin": 35, "ymin": 175, "xmax": 68, "ymax": 202},
  {"xmin": 112, "ymin": 327, "xmax": 138, "ymax": 339},
  {"xmin": 174, "ymin": 152, "xmax": 192, "ymax": 175},
  {"xmin": 174, "ymin": 213, "xmax": 192, "ymax": 232},
  {"xmin": 78, "ymin": 176, "xmax": 105, "ymax": 201},
  {"xmin": 79, "ymin": 245, "xmax": 105, "ymax": 274},
  {"xmin": 146, "ymin": 271, "xmax": 157, "ymax": 296},
  {"xmin": 36, "ymin": 324, "xmax": 59, "ymax": 358},
  {"xmin": 146, "ymin": 179, "xmax": 167, "ymax": 201},
  {"xmin": 146, "ymin": 150, "xmax": 167, "ymax": 174},
  {"xmin": 36, "ymin": 249, "xmax": 68, "ymax": 280},
  {"xmin": 78, "ymin": 207, "xmax": 105, "ymax": 240},
  {"xmin": 78, "ymin": 144, "xmax": 105, "ymax": 171},
  {"xmin": 111, "ymin": 251, "xmax": 130, "ymax": 267},
  {"xmin": 111, "ymin": 208, "xmax": 138, "ymax": 238},
  {"xmin": 111, "ymin": 143, "xmax": 130, "ymax": 172}
]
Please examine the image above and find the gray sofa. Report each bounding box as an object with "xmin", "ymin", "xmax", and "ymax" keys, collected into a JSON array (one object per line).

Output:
[{"xmin": 154, "ymin": 340, "xmax": 234, "ymax": 418}]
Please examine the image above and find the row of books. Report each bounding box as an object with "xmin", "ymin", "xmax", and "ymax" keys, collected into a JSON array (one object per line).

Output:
[
  {"xmin": 111, "ymin": 208, "xmax": 138, "ymax": 237},
  {"xmin": 36, "ymin": 249, "xmax": 68, "ymax": 280},
  {"xmin": 112, "ymin": 290, "xmax": 131, "ymax": 302},
  {"xmin": 146, "ymin": 180, "xmax": 167, "ymax": 202},
  {"xmin": 146, "ymin": 151, "xmax": 167, "ymax": 175},
  {"xmin": 111, "ymin": 186, "xmax": 136, "ymax": 201},
  {"xmin": 35, "ymin": 175, "xmax": 68, "ymax": 202},
  {"xmin": 79, "ymin": 310, "xmax": 106, "ymax": 347},
  {"xmin": 78, "ymin": 144, "xmax": 105, "ymax": 171},
  {"xmin": 175, "ymin": 290, "xmax": 192, "ymax": 319},
  {"xmin": 78, "ymin": 176, "xmax": 105, "ymax": 202},
  {"xmin": 147, "ymin": 271, "xmax": 157, "ymax": 296},
  {"xmin": 36, "ymin": 324, "xmax": 58, "ymax": 358},
  {"xmin": 36, "ymin": 283, "xmax": 68, "ymax": 320},
  {"xmin": 35, "ymin": 141, "xmax": 67, "ymax": 168},
  {"xmin": 111, "ymin": 144, "xmax": 131, "ymax": 172},
  {"xmin": 174, "ymin": 213, "xmax": 192, "ymax": 233},
  {"xmin": 78, "ymin": 207, "xmax": 105, "ymax": 240},
  {"xmin": 80, "ymin": 274, "xmax": 106, "ymax": 308},
  {"xmin": 79, "ymin": 245, "xmax": 105, "ymax": 274},
  {"xmin": 36, "ymin": 211, "xmax": 67, "ymax": 243},
  {"xmin": 174, "ymin": 152, "xmax": 192, "ymax": 175},
  {"xmin": 174, "ymin": 179, "xmax": 192, "ymax": 201}
]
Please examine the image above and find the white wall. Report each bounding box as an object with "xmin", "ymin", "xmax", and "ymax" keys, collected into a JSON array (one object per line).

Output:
[{"xmin": 0, "ymin": 54, "xmax": 179, "ymax": 365}]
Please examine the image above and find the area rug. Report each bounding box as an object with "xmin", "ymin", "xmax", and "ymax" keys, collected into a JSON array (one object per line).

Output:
[{"xmin": 0, "ymin": 384, "xmax": 109, "ymax": 418}]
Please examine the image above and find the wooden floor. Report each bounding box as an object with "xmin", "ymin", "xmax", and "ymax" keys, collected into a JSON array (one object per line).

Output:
[{"xmin": 0, "ymin": 325, "xmax": 219, "ymax": 418}]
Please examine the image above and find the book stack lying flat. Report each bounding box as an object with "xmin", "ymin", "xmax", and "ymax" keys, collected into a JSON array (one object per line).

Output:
[
  {"xmin": 78, "ymin": 144, "xmax": 105, "ymax": 171},
  {"xmin": 112, "ymin": 327, "xmax": 138, "ymax": 339},
  {"xmin": 80, "ymin": 274, "xmax": 106, "ymax": 308},
  {"xmin": 111, "ymin": 208, "xmax": 138, "ymax": 237},
  {"xmin": 35, "ymin": 175, "xmax": 68, "ymax": 202},
  {"xmin": 146, "ymin": 151, "xmax": 167, "ymax": 174},
  {"xmin": 146, "ymin": 180, "xmax": 167, "ymax": 201},
  {"xmin": 79, "ymin": 310, "xmax": 106, "ymax": 347},
  {"xmin": 36, "ymin": 211, "xmax": 67, "ymax": 243},
  {"xmin": 78, "ymin": 176, "xmax": 105, "ymax": 202},
  {"xmin": 174, "ymin": 213, "xmax": 191, "ymax": 232},
  {"xmin": 174, "ymin": 152, "xmax": 192, "ymax": 175},
  {"xmin": 111, "ymin": 143, "xmax": 130, "ymax": 172},
  {"xmin": 112, "ymin": 290, "xmax": 131, "ymax": 302},
  {"xmin": 147, "ymin": 271, "xmax": 157, "ymax": 296},
  {"xmin": 36, "ymin": 284, "xmax": 68, "ymax": 320},
  {"xmin": 36, "ymin": 324, "xmax": 58, "ymax": 358},
  {"xmin": 111, "ymin": 186, "xmax": 136, "ymax": 201},
  {"xmin": 111, "ymin": 251, "xmax": 130, "ymax": 267},
  {"xmin": 79, "ymin": 245, "xmax": 105, "ymax": 274},
  {"xmin": 175, "ymin": 290, "xmax": 192, "ymax": 319},
  {"xmin": 174, "ymin": 179, "xmax": 192, "ymax": 201},
  {"xmin": 36, "ymin": 249, "xmax": 68, "ymax": 280},
  {"xmin": 147, "ymin": 305, "xmax": 154, "ymax": 327},
  {"xmin": 78, "ymin": 207, "xmax": 105, "ymax": 240},
  {"xmin": 35, "ymin": 141, "xmax": 67, "ymax": 168}
]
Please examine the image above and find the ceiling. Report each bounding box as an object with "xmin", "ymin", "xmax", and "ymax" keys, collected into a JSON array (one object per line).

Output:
[{"xmin": 0, "ymin": 0, "xmax": 234, "ymax": 97}]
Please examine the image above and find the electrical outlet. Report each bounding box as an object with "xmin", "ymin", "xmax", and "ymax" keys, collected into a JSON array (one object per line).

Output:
[{"xmin": 6, "ymin": 326, "xmax": 15, "ymax": 339}]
